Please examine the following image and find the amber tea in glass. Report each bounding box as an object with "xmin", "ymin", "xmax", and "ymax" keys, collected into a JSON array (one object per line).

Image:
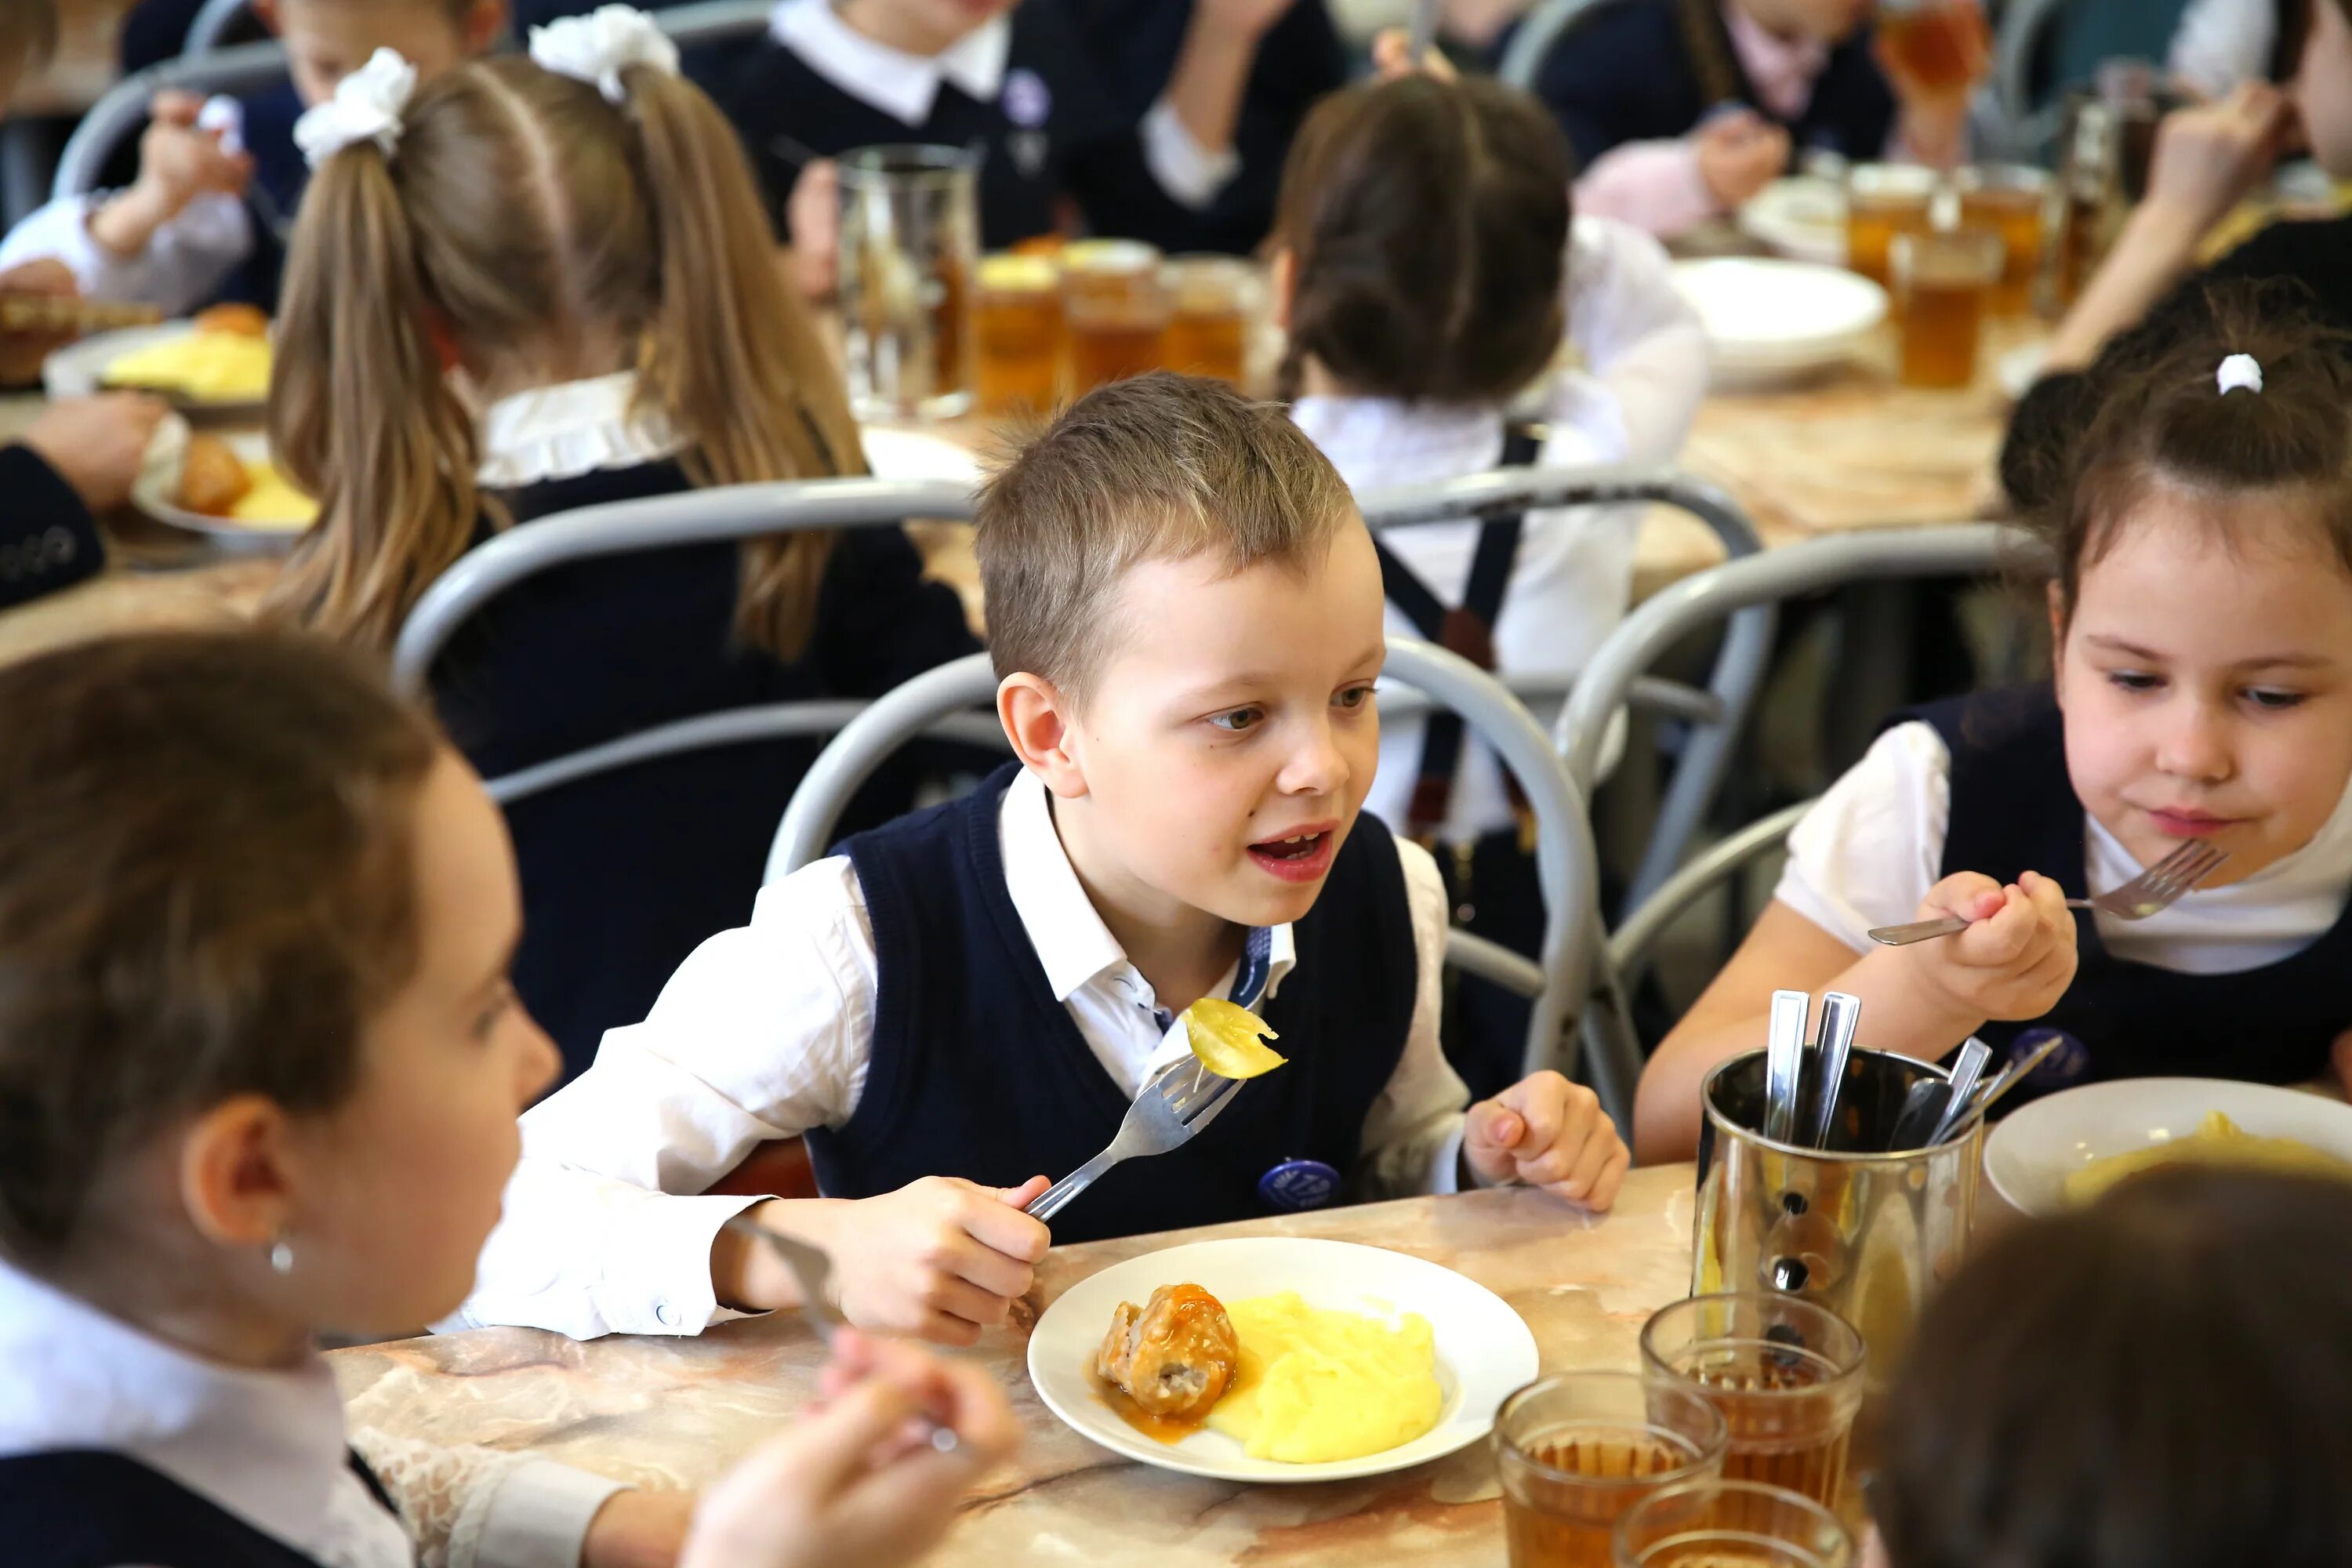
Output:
[
  {"xmin": 974, "ymin": 252, "xmax": 1063, "ymax": 416},
  {"xmin": 1493, "ymin": 1373, "xmax": 1729, "ymax": 1568},
  {"xmin": 1955, "ymin": 164, "xmax": 2051, "ymax": 317},
  {"xmin": 1639, "ymin": 1294, "xmax": 1865, "ymax": 1515},
  {"xmin": 1162, "ymin": 255, "xmax": 1256, "ymax": 387},
  {"xmin": 1843, "ymin": 164, "xmax": 1938, "ymax": 293},
  {"xmin": 1612, "ymin": 1479, "xmax": 1856, "ymax": 1568},
  {"xmin": 1889, "ymin": 229, "xmax": 2002, "ymax": 390},
  {"xmin": 1062, "ymin": 239, "xmax": 1168, "ymax": 394}
]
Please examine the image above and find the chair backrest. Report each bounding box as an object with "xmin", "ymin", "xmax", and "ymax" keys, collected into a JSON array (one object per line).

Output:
[
  {"xmin": 53, "ymin": 41, "xmax": 292, "ymax": 202},
  {"xmin": 1361, "ymin": 462, "xmax": 1775, "ymax": 917},
  {"xmin": 389, "ymin": 476, "xmax": 985, "ymax": 804},
  {"xmin": 61, "ymin": 0, "xmax": 779, "ymax": 201},
  {"xmin": 1495, "ymin": 0, "xmax": 1612, "ymax": 90},
  {"xmin": 765, "ymin": 637, "xmax": 1628, "ymax": 1127},
  {"xmin": 1567, "ymin": 524, "xmax": 2030, "ymax": 1093}
]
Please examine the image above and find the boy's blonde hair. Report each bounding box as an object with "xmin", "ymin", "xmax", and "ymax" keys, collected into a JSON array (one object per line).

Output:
[
  {"xmin": 975, "ymin": 372, "xmax": 1358, "ymax": 702},
  {"xmin": 267, "ymin": 55, "xmax": 864, "ymax": 655}
]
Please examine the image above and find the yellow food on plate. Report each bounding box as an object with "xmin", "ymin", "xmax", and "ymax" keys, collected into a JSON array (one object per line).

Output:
[
  {"xmin": 1204, "ymin": 1291, "xmax": 1442, "ymax": 1463},
  {"xmin": 226, "ymin": 463, "xmax": 318, "ymax": 529},
  {"xmin": 105, "ymin": 328, "xmax": 272, "ymax": 402},
  {"xmin": 1182, "ymin": 998, "xmax": 1286, "ymax": 1080},
  {"xmin": 2063, "ymin": 1110, "xmax": 2352, "ymax": 1206}
]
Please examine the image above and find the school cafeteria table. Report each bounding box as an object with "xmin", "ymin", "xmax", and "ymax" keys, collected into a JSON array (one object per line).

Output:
[{"xmin": 329, "ymin": 1167, "xmax": 1700, "ymax": 1568}]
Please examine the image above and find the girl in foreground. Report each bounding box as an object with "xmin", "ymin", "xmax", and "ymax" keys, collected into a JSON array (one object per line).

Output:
[
  {"xmin": 0, "ymin": 630, "xmax": 1012, "ymax": 1568},
  {"xmin": 1641, "ymin": 286, "xmax": 2352, "ymax": 1160}
]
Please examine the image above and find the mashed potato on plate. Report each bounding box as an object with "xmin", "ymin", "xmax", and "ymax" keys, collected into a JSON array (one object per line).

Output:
[
  {"xmin": 1204, "ymin": 1291, "xmax": 1442, "ymax": 1463},
  {"xmin": 2065, "ymin": 1110, "xmax": 2352, "ymax": 1206},
  {"xmin": 106, "ymin": 329, "xmax": 272, "ymax": 402},
  {"xmin": 227, "ymin": 464, "xmax": 317, "ymax": 528}
]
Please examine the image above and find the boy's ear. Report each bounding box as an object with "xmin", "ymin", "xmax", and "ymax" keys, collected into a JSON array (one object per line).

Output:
[
  {"xmin": 465, "ymin": 0, "xmax": 508, "ymax": 54},
  {"xmin": 252, "ymin": 0, "xmax": 282, "ymax": 37},
  {"xmin": 176, "ymin": 1094, "xmax": 298, "ymax": 1254},
  {"xmin": 1269, "ymin": 245, "xmax": 1295, "ymax": 332},
  {"xmin": 997, "ymin": 672, "xmax": 1090, "ymax": 799}
]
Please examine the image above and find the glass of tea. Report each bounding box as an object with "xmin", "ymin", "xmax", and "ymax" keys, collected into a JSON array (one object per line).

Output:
[
  {"xmin": 1955, "ymin": 164, "xmax": 2053, "ymax": 317},
  {"xmin": 1492, "ymin": 1371, "xmax": 1730, "ymax": 1568},
  {"xmin": 1061, "ymin": 239, "xmax": 1169, "ymax": 396},
  {"xmin": 1888, "ymin": 228, "xmax": 2003, "ymax": 389},
  {"xmin": 974, "ymin": 252, "xmax": 1063, "ymax": 418},
  {"xmin": 1874, "ymin": 0, "xmax": 1988, "ymax": 105},
  {"xmin": 1638, "ymin": 1294, "xmax": 1866, "ymax": 1514},
  {"xmin": 1611, "ymin": 1479, "xmax": 1856, "ymax": 1568},
  {"xmin": 837, "ymin": 143, "xmax": 977, "ymax": 421},
  {"xmin": 1162, "ymin": 255, "xmax": 1259, "ymax": 387},
  {"xmin": 1842, "ymin": 163, "xmax": 1939, "ymax": 292}
]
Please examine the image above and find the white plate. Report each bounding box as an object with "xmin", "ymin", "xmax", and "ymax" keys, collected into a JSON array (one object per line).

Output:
[
  {"xmin": 132, "ymin": 429, "xmax": 310, "ymax": 554},
  {"xmin": 857, "ymin": 424, "xmax": 981, "ymax": 488},
  {"xmin": 1985, "ymin": 1077, "xmax": 2352, "ymax": 1217},
  {"xmin": 1672, "ymin": 258, "xmax": 1886, "ymax": 387},
  {"xmin": 45, "ymin": 321, "xmax": 269, "ymax": 421},
  {"xmin": 1738, "ymin": 176, "xmax": 1846, "ymax": 267},
  {"xmin": 1027, "ymin": 1236, "xmax": 1537, "ymax": 1484}
]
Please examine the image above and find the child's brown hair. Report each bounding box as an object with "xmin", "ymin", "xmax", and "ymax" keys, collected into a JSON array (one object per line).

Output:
[
  {"xmin": 1875, "ymin": 1166, "xmax": 2352, "ymax": 1568},
  {"xmin": 2026, "ymin": 279, "xmax": 2352, "ymax": 626},
  {"xmin": 267, "ymin": 53, "xmax": 864, "ymax": 655},
  {"xmin": 0, "ymin": 630, "xmax": 441, "ymax": 1271},
  {"xmin": 1272, "ymin": 73, "xmax": 1570, "ymax": 405},
  {"xmin": 975, "ymin": 372, "xmax": 1358, "ymax": 702}
]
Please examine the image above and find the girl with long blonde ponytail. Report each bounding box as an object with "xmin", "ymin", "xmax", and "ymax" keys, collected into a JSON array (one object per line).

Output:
[{"xmin": 263, "ymin": 20, "xmax": 976, "ymax": 1073}]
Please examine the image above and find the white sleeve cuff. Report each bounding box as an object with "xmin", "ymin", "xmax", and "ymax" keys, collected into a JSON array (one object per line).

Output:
[
  {"xmin": 1141, "ymin": 96, "xmax": 1240, "ymax": 210},
  {"xmin": 0, "ymin": 190, "xmax": 252, "ymax": 314},
  {"xmin": 597, "ymin": 1190, "xmax": 771, "ymax": 1336},
  {"xmin": 1428, "ymin": 1116, "xmax": 1468, "ymax": 1194},
  {"xmin": 470, "ymin": 1461, "xmax": 629, "ymax": 1568}
]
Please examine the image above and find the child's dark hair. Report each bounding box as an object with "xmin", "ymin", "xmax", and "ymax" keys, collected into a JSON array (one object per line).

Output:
[
  {"xmin": 1272, "ymin": 73, "xmax": 1570, "ymax": 405},
  {"xmin": 0, "ymin": 631, "xmax": 441, "ymax": 1269},
  {"xmin": 1875, "ymin": 1167, "xmax": 2352, "ymax": 1568},
  {"xmin": 2027, "ymin": 279, "xmax": 2352, "ymax": 625}
]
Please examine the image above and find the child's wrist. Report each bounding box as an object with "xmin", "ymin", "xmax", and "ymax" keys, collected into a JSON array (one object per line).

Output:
[{"xmin": 90, "ymin": 183, "xmax": 176, "ymax": 256}]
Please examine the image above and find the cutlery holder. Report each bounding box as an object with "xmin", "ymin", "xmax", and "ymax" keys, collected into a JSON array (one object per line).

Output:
[{"xmin": 1692, "ymin": 1047, "xmax": 1980, "ymax": 1448}]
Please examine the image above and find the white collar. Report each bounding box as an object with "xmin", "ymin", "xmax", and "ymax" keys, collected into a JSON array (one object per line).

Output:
[
  {"xmin": 996, "ymin": 766, "xmax": 1297, "ymax": 1007},
  {"xmin": 768, "ymin": 0, "xmax": 1011, "ymax": 127},
  {"xmin": 0, "ymin": 1257, "xmax": 350, "ymax": 1552},
  {"xmin": 475, "ymin": 370, "xmax": 688, "ymax": 489}
]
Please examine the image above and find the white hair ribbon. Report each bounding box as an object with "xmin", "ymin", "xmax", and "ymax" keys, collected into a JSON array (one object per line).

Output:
[
  {"xmin": 2216, "ymin": 353, "xmax": 2264, "ymax": 397},
  {"xmin": 292, "ymin": 48, "xmax": 418, "ymax": 168},
  {"xmin": 530, "ymin": 5, "xmax": 681, "ymax": 104}
]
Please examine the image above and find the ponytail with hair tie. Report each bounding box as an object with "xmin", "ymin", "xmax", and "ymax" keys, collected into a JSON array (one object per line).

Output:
[{"xmin": 528, "ymin": 5, "xmax": 678, "ymax": 104}]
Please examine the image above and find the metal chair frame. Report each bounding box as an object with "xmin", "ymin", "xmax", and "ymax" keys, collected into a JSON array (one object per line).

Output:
[
  {"xmin": 767, "ymin": 638, "xmax": 1628, "ymax": 1127},
  {"xmin": 389, "ymin": 477, "xmax": 986, "ymax": 806},
  {"xmin": 1359, "ymin": 462, "xmax": 1774, "ymax": 916}
]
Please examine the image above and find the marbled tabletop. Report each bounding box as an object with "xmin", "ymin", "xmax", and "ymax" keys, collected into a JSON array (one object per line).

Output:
[{"xmin": 331, "ymin": 1167, "xmax": 1703, "ymax": 1567}]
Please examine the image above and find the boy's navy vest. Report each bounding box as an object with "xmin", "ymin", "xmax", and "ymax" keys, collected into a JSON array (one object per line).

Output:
[
  {"xmin": 811, "ymin": 766, "xmax": 1420, "ymax": 1243},
  {"xmin": 1900, "ymin": 688, "xmax": 2350, "ymax": 1102},
  {"xmin": 0, "ymin": 1447, "xmax": 397, "ymax": 1568}
]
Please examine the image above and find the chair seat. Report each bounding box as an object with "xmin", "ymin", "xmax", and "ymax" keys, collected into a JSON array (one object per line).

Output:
[{"xmin": 707, "ymin": 1136, "xmax": 820, "ymax": 1201}]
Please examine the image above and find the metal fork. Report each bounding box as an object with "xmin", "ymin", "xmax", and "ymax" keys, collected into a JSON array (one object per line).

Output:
[
  {"xmin": 1025, "ymin": 1061, "xmax": 1243, "ymax": 1224},
  {"xmin": 719, "ymin": 1217, "xmax": 960, "ymax": 1452},
  {"xmin": 1866, "ymin": 841, "xmax": 2227, "ymax": 946}
]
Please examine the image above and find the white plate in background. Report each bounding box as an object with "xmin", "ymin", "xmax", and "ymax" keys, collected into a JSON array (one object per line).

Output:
[
  {"xmin": 1672, "ymin": 257, "xmax": 1886, "ymax": 388},
  {"xmin": 130, "ymin": 428, "xmax": 310, "ymax": 554},
  {"xmin": 1985, "ymin": 1076, "xmax": 2352, "ymax": 1217},
  {"xmin": 1738, "ymin": 176, "xmax": 1847, "ymax": 267},
  {"xmin": 1027, "ymin": 1236, "xmax": 1537, "ymax": 1484}
]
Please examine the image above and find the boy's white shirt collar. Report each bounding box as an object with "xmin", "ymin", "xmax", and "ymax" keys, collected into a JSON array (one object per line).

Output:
[
  {"xmin": 999, "ymin": 766, "xmax": 1297, "ymax": 1036},
  {"xmin": 0, "ymin": 1254, "xmax": 361, "ymax": 1554},
  {"xmin": 768, "ymin": 0, "xmax": 1013, "ymax": 126}
]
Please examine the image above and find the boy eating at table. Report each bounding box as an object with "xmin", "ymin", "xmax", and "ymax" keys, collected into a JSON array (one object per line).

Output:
[{"xmin": 454, "ymin": 372, "xmax": 1629, "ymax": 1348}]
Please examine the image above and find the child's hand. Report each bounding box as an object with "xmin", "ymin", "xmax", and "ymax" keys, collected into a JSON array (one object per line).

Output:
[
  {"xmin": 22, "ymin": 392, "xmax": 169, "ymax": 510},
  {"xmin": 785, "ymin": 158, "xmax": 839, "ymax": 300},
  {"xmin": 1908, "ymin": 869, "xmax": 2077, "ymax": 1025},
  {"xmin": 1370, "ymin": 27, "xmax": 1458, "ymax": 81},
  {"xmin": 769, "ymin": 1176, "xmax": 1052, "ymax": 1347},
  {"xmin": 1464, "ymin": 1070, "xmax": 1631, "ymax": 1210},
  {"xmin": 1201, "ymin": 0, "xmax": 1301, "ymax": 41},
  {"xmin": 677, "ymin": 1327, "xmax": 1018, "ymax": 1568},
  {"xmin": 130, "ymin": 90, "xmax": 252, "ymax": 222},
  {"xmin": 2141, "ymin": 82, "xmax": 2296, "ymax": 239},
  {"xmin": 1693, "ymin": 110, "xmax": 1790, "ymax": 211}
]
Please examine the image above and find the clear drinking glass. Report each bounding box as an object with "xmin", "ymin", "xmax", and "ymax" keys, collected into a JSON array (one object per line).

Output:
[
  {"xmin": 1888, "ymin": 229, "xmax": 2003, "ymax": 389},
  {"xmin": 1612, "ymin": 1479, "xmax": 1856, "ymax": 1568},
  {"xmin": 1061, "ymin": 239, "xmax": 1169, "ymax": 395},
  {"xmin": 1955, "ymin": 163, "xmax": 2053, "ymax": 317},
  {"xmin": 973, "ymin": 252, "xmax": 1063, "ymax": 418},
  {"xmin": 1161, "ymin": 255, "xmax": 1259, "ymax": 387},
  {"xmin": 1842, "ymin": 163, "xmax": 1939, "ymax": 292},
  {"xmin": 1492, "ymin": 1372, "xmax": 1730, "ymax": 1568},
  {"xmin": 837, "ymin": 144, "xmax": 978, "ymax": 420},
  {"xmin": 1639, "ymin": 1294, "xmax": 1866, "ymax": 1512}
]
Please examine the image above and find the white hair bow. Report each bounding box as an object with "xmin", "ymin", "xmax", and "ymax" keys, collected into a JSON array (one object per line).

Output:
[
  {"xmin": 530, "ymin": 5, "xmax": 681, "ymax": 104},
  {"xmin": 292, "ymin": 48, "xmax": 419, "ymax": 168},
  {"xmin": 2216, "ymin": 353, "xmax": 2264, "ymax": 396}
]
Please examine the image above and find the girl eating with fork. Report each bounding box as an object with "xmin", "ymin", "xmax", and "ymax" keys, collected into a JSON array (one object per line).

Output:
[{"xmin": 1635, "ymin": 284, "xmax": 2352, "ymax": 1163}]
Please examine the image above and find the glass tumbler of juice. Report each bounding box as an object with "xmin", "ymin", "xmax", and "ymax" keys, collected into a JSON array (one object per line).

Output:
[
  {"xmin": 1062, "ymin": 239, "xmax": 1168, "ymax": 395},
  {"xmin": 1638, "ymin": 1294, "xmax": 1867, "ymax": 1514},
  {"xmin": 1843, "ymin": 163, "xmax": 1940, "ymax": 294},
  {"xmin": 1161, "ymin": 255, "xmax": 1258, "ymax": 387},
  {"xmin": 1955, "ymin": 164, "xmax": 2053, "ymax": 317},
  {"xmin": 1612, "ymin": 1479, "xmax": 1856, "ymax": 1568},
  {"xmin": 1888, "ymin": 228, "xmax": 2003, "ymax": 390},
  {"xmin": 974, "ymin": 252, "xmax": 1063, "ymax": 417},
  {"xmin": 1493, "ymin": 1372, "xmax": 1730, "ymax": 1568}
]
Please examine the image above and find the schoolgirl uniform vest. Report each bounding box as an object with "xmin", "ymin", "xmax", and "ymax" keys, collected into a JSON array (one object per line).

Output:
[{"xmin": 0, "ymin": 1448, "xmax": 397, "ymax": 1568}]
